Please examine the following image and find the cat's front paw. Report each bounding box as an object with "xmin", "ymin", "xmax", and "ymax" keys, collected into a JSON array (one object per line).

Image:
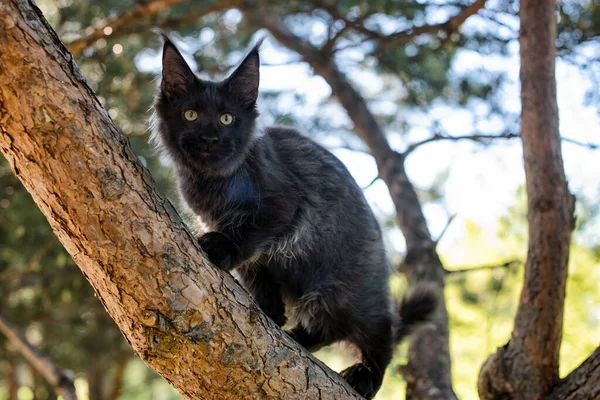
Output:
[
  {"xmin": 198, "ymin": 232, "xmax": 239, "ymax": 271},
  {"xmin": 340, "ymin": 363, "xmax": 381, "ymax": 399}
]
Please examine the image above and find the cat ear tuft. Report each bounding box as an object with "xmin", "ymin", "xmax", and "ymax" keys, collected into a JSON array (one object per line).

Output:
[
  {"xmin": 158, "ymin": 31, "xmax": 196, "ymax": 95},
  {"xmin": 225, "ymin": 38, "xmax": 265, "ymax": 107}
]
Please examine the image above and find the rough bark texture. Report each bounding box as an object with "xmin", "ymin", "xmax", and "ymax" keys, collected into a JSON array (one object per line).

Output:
[
  {"xmin": 477, "ymin": 1, "xmax": 576, "ymax": 399},
  {"xmin": 548, "ymin": 347, "xmax": 600, "ymax": 400},
  {"xmin": 0, "ymin": 1, "xmax": 362, "ymax": 398},
  {"xmin": 0, "ymin": 314, "xmax": 78, "ymax": 400},
  {"xmin": 252, "ymin": 12, "xmax": 457, "ymax": 400}
]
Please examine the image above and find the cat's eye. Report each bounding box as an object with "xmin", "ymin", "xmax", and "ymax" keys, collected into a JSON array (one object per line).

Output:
[
  {"xmin": 219, "ymin": 113, "xmax": 234, "ymax": 126},
  {"xmin": 183, "ymin": 110, "xmax": 198, "ymax": 121}
]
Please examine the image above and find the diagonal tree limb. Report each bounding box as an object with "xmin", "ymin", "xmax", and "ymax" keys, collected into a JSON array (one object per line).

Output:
[
  {"xmin": 0, "ymin": 1, "xmax": 361, "ymax": 398},
  {"xmin": 376, "ymin": 0, "xmax": 488, "ymax": 50},
  {"xmin": 0, "ymin": 313, "xmax": 78, "ymax": 400},
  {"xmin": 107, "ymin": 0, "xmax": 244, "ymax": 40},
  {"xmin": 435, "ymin": 213, "xmax": 457, "ymax": 246}
]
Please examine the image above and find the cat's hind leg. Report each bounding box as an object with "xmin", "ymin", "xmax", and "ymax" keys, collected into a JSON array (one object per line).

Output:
[
  {"xmin": 341, "ymin": 316, "xmax": 394, "ymax": 399},
  {"xmin": 237, "ymin": 265, "xmax": 287, "ymax": 327}
]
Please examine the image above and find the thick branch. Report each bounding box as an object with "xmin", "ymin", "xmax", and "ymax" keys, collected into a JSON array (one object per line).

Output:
[
  {"xmin": 65, "ymin": 0, "xmax": 187, "ymax": 55},
  {"xmin": 0, "ymin": 1, "xmax": 360, "ymax": 398},
  {"xmin": 478, "ymin": 1, "xmax": 575, "ymax": 398},
  {"xmin": 0, "ymin": 314, "xmax": 77, "ymax": 400},
  {"xmin": 252, "ymin": 11, "xmax": 457, "ymax": 400},
  {"xmin": 548, "ymin": 347, "xmax": 600, "ymax": 400}
]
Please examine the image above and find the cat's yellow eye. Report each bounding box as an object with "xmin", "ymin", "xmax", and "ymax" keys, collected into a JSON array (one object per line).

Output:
[
  {"xmin": 183, "ymin": 110, "xmax": 198, "ymax": 121},
  {"xmin": 219, "ymin": 113, "xmax": 234, "ymax": 126}
]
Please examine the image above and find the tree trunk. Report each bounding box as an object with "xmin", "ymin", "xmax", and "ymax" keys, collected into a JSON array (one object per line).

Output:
[
  {"xmin": 477, "ymin": 0, "xmax": 576, "ymax": 398},
  {"xmin": 252, "ymin": 13, "xmax": 456, "ymax": 400},
  {"xmin": 87, "ymin": 367, "xmax": 104, "ymax": 400},
  {"xmin": 0, "ymin": 1, "xmax": 361, "ymax": 398},
  {"xmin": 107, "ymin": 353, "xmax": 128, "ymax": 400}
]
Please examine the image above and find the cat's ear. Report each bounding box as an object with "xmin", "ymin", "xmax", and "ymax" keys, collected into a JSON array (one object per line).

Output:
[
  {"xmin": 225, "ymin": 38, "xmax": 264, "ymax": 107},
  {"xmin": 158, "ymin": 32, "xmax": 196, "ymax": 95}
]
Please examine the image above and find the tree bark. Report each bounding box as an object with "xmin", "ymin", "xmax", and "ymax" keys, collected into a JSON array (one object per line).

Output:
[
  {"xmin": 0, "ymin": 314, "xmax": 78, "ymax": 400},
  {"xmin": 87, "ymin": 366, "xmax": 104, "ymax": 400},
  {"xmin": 251, "ymin": 12, "xmax": 456, "ymax": 400},
  {"xmin": 0, "ymin": 1, "xmax": 361, "ymax": 398},
  {"xmin": 548, "ymin": 347, "xmax": 600, "ymax": 400},
  {"xmin": 477, "ymin": 1, "xmax": 576, "ymax": 399},
  {"xmin": 107, "ymin": 353, "xmax": 128, "ymax": 400}
]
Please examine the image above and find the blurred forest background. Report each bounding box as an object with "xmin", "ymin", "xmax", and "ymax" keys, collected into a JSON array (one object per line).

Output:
[{"xmin": 1, "ymin": 0, "xmax": 599, "ymax": 399}]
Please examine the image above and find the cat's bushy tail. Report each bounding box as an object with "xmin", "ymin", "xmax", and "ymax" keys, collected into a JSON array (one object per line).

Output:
[{"xmin": 394, "ymin": 284, "xmax": 438, "ymax": 343}]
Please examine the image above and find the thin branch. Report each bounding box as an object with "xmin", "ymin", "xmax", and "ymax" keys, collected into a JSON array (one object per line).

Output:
[
  {"xmin": 376, "ymin": 0, "xmax": 488, "ymax": 50},
  {"xmin": 66, "ymin": 0, "xmax": 188, "ymax": 55},
  {"xmin": 402, "ymin": 132, "xmax": 599, "ymax": 157},
  {"xmin": 362, "ymin": 175, "xmax": 380, "ymax": 190},
  {"xmin": 435, "ymin": 213, "xmax": 457, "ymax": 246},
  {"xmin": 0, "ymin": 237, "xmax": 54, "ymax": 284},
  {"xmin": 562, "ymin": 136, "xmax": 599, "ymax": 150},
  {"xmin": 117, "ymin": 0, "xmax": 243, "ymax": 37},
  {"xmin": 445, "ymin": 260, "xmax": 521, "ymax": 275},
  {"xmin": 0, "ymin": 314, "xmax": 77, "ymax": 400},
  {"xmin": 402, "ymin": 133, "xmax": 520, "ymax": 156},
  {"xmin": 331, "ymin": 144, "xmax": 371, "ymax": 155},
  {"xmin": 322, "ymin": 22, "xmax": 351, "ymax": 53}
]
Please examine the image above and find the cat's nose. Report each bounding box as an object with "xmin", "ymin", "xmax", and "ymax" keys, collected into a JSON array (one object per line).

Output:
[
  {"xmin": 201, "ymin": 136, "xmax": 219, "ymax": 150},
  {"xmin": 202, "ymin": 137, "xmax": 219, "ymax": 144}
]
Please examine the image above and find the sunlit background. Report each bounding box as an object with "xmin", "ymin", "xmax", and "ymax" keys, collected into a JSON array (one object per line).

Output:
[{"xmin": 1, "ymin": 0, "xmax": 599, "ymax": 399}]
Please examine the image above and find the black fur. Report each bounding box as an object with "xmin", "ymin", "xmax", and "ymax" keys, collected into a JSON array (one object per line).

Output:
[{"xmin": 151, "ymin": 33, "xmax": 437, "ymax": 399}]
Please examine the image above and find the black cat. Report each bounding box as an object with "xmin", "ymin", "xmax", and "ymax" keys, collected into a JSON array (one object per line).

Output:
[{"xmin": 151, "ymin": 33, "xmax": 436, "ymax": 399}]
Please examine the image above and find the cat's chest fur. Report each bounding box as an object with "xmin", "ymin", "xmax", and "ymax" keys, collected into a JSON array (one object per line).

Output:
[{"xmin": 179, "ymin": 169, "xmax": 261, "ymax": 230}]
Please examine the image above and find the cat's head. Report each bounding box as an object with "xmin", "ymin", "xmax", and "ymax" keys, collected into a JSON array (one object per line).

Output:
[{"xmin": 152, "ymin": 34, "xmax": 261, "ymax": 176}]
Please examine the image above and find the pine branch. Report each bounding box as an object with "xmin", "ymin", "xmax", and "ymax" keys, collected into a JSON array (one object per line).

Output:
[
  {"xmin": 66, "ymin": 0, "xmax": 188, "ymax": 55},
  {"xmin": 376, "ymin": 0, "xmax": 488, "ymax": 50},
  {"xmin": 445, "ymin": 260, "xmax": 521, "ymax": 275},
  {"xmin": 402, "ymin": 133, "xmax": 520, "ymax": 156},
  {"xmin": 402, "ymin": 132, "xmax": 599, "ymax": 156}
]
